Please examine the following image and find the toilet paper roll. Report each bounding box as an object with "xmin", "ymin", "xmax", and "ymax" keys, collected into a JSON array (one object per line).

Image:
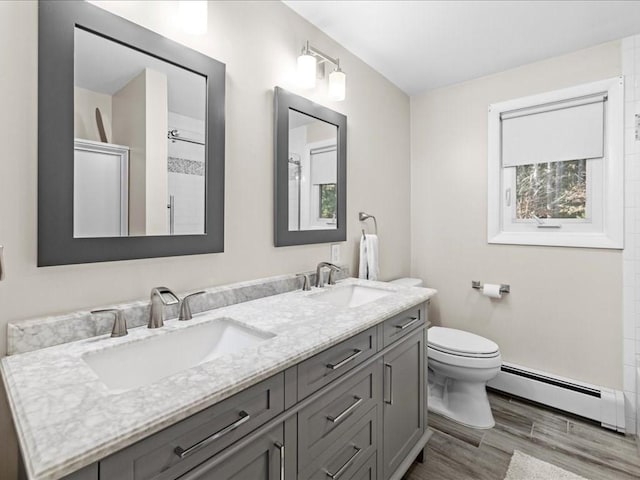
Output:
[{"xmin": 482, "ymin": 283, "xmax": 502, "ymax": 299}]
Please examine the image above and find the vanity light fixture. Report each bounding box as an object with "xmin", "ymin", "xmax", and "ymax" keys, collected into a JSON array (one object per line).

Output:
[
  {"xmin": 297, "ymin": 41, "xmax": 347, "ymax": 101},
  {"xmin": 178, "ymin": 1, "xmax": 208, "ymax": 35}
]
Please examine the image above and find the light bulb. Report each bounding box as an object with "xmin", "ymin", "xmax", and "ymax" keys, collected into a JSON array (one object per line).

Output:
[
  {"xmin": 179, "ymin": 1, "xmax": 208, "ymax": 35},
  {"xmin": 329, "ymin": 68, "xmax": 346, "ymax": 101},
  {"xmin": 297, "ymin": 53, "xmax": 317, "ymax": 89}
]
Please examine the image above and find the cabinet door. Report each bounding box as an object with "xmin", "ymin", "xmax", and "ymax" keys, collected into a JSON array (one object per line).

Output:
[
  {"xmin": 382, "ymin": 329, "xmax": 425, "ymax": 480},
  {"xmin": 177, "ymin": 424, "xmax": 285, "ymax": 480}
]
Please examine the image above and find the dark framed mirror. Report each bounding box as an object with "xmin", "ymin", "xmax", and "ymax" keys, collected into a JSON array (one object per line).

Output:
[
  {"xmin": 38, "ymin": 1, "xmax": 225, "ymax": 266},
  {"xmin": 274, "ymin": 87, "xmax": 346, "ymax": 246}
]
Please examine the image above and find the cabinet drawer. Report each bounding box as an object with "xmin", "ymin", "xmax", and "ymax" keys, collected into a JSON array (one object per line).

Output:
[
  {"xmin": 298, "ymin": 327, "xmax": 377, "ymax": 399},
  {"xmin": 347, "ymin": 453, "xmax": 377, "ymax": 480},
  {"xmin": 298, "ymin": 362, "xmax": 381, "ymax": 469},
  {"xmin": 382, "ymin": 306, "xmax": 423, "ymax": 347},
  {"xmin": 300, "ymin": 406, "xmax": 377, "ymax": 480},
  {"xmin": 100, "ymin": 373, "xmax": 285, "ymax": 480}
]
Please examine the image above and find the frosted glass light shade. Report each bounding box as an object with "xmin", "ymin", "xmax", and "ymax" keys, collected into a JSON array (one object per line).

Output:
[
  {"xmin": 179, "ymin": 1, "xmax": 208, "ymax": 35},
  {"xmin": 329, "ymin": 69, "xmax": 346, "ymax": 101},
  {"xmin": 297, "ymin": 54, "xmax": 317, "ymax": 89}
]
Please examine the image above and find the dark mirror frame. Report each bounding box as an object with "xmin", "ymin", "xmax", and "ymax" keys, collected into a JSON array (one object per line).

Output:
[
  {"xmin": 38, "ymin": 1, "xmax": 225, "ymax": 266},
  {"xmin": 274, "ymin": 87, "xmax": 347, "ymax": 246}
]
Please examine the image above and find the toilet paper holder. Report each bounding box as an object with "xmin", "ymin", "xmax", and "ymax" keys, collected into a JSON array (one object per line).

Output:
[{"xmin": 471, "ymin": 280, "xmax": 510, "ymax": 294}]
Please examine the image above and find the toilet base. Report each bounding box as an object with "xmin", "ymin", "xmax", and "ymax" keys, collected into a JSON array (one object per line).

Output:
[{"xmin": 428, "ymin": 375, "xmax": 495, "ymax": 429}]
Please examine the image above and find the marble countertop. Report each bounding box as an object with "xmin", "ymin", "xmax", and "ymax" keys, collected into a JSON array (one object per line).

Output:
[{"xmin": 1, "ymin": 278, "xmax": 435, "ymax": 480}]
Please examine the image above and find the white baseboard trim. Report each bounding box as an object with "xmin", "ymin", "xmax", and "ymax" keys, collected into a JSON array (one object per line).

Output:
[{"xmin": 488, "ymin": 362, "xmax": 626, "ymax": 433}]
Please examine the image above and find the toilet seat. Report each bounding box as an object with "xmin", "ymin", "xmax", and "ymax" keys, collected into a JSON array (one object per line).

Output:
[
  {"xmin": 428, "ymin": 346, "xmax": 502, "ymax": 369},
  {"xmin": 428, "ymin": 327, "xmax": 499, "ymax": 357}
]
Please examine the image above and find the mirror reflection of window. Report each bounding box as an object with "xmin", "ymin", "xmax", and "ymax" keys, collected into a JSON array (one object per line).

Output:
[
  {"xmin": 288, "ymin": 110, "xmax": 338, "ymax": 231},
  {"xmin": 73, "ymin": 27, "xmax": 207, "ymax": 238}
]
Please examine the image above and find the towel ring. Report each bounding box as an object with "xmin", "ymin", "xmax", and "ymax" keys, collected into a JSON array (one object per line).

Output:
[{"xmin": 359, "ymin": 212, "xmax": 378, "ymax": 238}]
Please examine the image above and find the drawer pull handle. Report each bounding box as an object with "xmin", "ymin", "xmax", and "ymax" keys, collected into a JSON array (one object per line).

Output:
[
  {"xmin": 395, "ymin": 316, "xmax": 419, "ymax": 330},
  {"xmin": 325, "ymin": 446, "xmax": 362, "ymax": 479},
  {"xmin": 326, "ymin": 396, "xmax": 363, "ymax": 423},
  {"xmin": 384, "ymin": 363, "xmax": 393, "ymax": 405},
  {"xmin": 275, "ymin": 442, "xmax": 285, "ymax": 480},
  {"xmin": 327, "ymin": 349, "xmax": 362, "ymax": 370},
  {"xmin": 174, "ymin": 410, "xmax": 251, "ymax": 458}
]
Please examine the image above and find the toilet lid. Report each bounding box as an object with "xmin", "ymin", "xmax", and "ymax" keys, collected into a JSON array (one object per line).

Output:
[{"xmin": 428, "ymin": 327, "xmax": 499, "ymax": 356}]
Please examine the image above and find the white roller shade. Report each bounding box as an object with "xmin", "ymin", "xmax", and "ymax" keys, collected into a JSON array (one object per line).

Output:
[
  {"xmin": 501, "ymin": 96, "xmax": 605, "ymax": 167},
  {"xmin": 310, "ymin": 147, "xmax": 337, "ymax": 185}
]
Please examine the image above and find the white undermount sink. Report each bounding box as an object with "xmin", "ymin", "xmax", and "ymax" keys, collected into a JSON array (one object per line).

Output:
[
  {"xmin": 309, "ymin": 284, "xmax": 393, "ymax": 308},
  {"xmin": 83, "ymin": 318, "xmax": 275, "ymax": 393}
]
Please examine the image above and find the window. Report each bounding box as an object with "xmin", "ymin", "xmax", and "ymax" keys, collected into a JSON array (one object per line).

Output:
[
  {"xmin": 319, "ymin": 183, "xmax": 337, "ymax": 219},
  {"xmin": 487, "ymin": 77, "xmax": 624, "ymax": 248}
]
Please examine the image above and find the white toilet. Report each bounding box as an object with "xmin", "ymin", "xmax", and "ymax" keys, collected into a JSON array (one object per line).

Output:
[{"xmin": 390, "ymin": 278, "xmax": 502, "ymax": 429}]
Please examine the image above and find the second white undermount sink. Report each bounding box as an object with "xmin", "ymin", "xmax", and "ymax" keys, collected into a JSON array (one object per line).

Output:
[
  {"xmin": 309, "ymin": 284, "xmax": 393, "ymax": 308},
  {"xmin": 83, "ymin": 318, "xmax": 275, "ymax": 393}
]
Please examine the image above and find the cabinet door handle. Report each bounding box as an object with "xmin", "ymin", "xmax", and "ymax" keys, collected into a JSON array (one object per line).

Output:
[
  {"xmin": 384, "ymin": 363, "xmax": 393, "ymax": 405},
  {"xmin": 174, "ymin": 410, "xmax": 251, "ymax": 458},
  {"xmin": 325, "ymin": 446, "xmax": 362, "ymax": 479},
  {"xmin": 275, "ymin": 442, "xmax": 285, "ymax": 480},
  {"xmin": 327, "ymin": 349, "xmax": 362, "ymax": 370},
  {"xmin": 395, "ymin": 316, "xmax": 419, "ymax": 330},
  {"xmin": 326, "ymin": 396, "xmax": 363, "ymax": 423}
]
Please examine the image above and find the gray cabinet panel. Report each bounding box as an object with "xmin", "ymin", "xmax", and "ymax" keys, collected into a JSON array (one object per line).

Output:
[
  {"xmin": 301, "ymin": 406, "xmax": 377, "ymax": 480},
  {"xmin": 382, "ymin": 329, "xmax": 425, "ymax": 480},
  {"xmin": 100, "ymin": 373, "xmax": 284, "ymax": 480},
  {"xmin": 60, "ymin": 463, "xmax": 98, "ymax": 480},
  {"xmin": 298, "ymin": 362, "xmax": 381, "ymax": 470},
  {"xmin": 177, "ymin": 423, "xmax": 284, "ymax": 480},
  {"xmin": 348, "ymin": 453, "xmax": 377, "ymax": 480},
  {"xmin": 382, "ymin": 307, "xmax": 423, "ymax": 348},
  {"xmin": 297, "ymin": 327, "xmax": 377, "ymax": 399}
]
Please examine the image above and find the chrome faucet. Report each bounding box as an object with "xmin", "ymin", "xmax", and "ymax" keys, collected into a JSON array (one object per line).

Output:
[
  {"xmin": 179, "ymin": 291, "xmax": 205, "ymax": 321},
  {"xmin": 315, "ymin": 262, "xmax": 341, "ymax": 288},
  {"xmin": 92, "ymin": 308, "xmax": 128, "ymax": 337},
  {"xmin": 297, "ymin": 273, "xmax": 311, "ymax": 291},
  {"xmin": 148, "ymin": 287, "xmax": 179, "ymax": 329}
]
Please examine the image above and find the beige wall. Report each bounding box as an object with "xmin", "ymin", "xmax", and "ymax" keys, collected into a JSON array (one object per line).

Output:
[
  {"xmin": 410, "ymin": 41, "xmax": 623, "ymax": 390},
  {"xmin": 74, "ymin": 86, "xmax": 113, "ymax": 142},
  {"xmin": 0, "ymin": 1, "xmax": 411, "ymax": 477}
]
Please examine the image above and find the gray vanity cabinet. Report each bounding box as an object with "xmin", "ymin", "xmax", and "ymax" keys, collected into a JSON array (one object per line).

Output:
[
  {"xmin": 381, "ymin": 329, "xmax": 425, "ymax": 480},
  {"xmin": 176, "ymin": 423, "xmax": 285, "ymax": 480}
]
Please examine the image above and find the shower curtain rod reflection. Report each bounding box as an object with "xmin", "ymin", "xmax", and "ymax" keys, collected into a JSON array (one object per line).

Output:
[{"xmin": 167, "ymin": 130, "xmax": 205, "ymax": 146}]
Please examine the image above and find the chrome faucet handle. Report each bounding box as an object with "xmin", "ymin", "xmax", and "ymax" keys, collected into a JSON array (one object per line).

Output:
[
  {"xmin": 148, "ymin": 286, "xmax": 179, "ymax": 329},
  {"xmin": 179, "ymin": 291, "xmax": 205, "ymax": 321},
  {"xmin": 92, "ymin": 308, "xmax": 128, "ymax": 337},
  {"xmin": 327, "ymin": 265, "xmax": 342, "ymax": 285},
  {"xmin": 296, "ymin": 274, "xmax": 311, "ymax": 291}
]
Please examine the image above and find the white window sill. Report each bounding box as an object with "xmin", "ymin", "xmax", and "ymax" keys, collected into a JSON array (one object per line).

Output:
[{"xmin": 488, "ymin": 231, "xmax": 623, "ymax": 249}]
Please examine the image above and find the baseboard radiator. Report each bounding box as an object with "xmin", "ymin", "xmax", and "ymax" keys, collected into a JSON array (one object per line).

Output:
[{"xmin": 487, "ymin": 362, "xmax": 626, "ymax": 433}]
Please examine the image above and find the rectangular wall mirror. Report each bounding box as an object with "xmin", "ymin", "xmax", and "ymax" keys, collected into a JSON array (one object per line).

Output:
[
  {"xmin": 39, "ymin": 1, "xmax": 225, "ymax": 265},
  {"xmin": 274, "ymin": 87, "xmax": 346, "ymax": 246}
]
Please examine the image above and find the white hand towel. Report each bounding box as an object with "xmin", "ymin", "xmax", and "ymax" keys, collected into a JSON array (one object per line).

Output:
[{"xmin": 359, "ymin": 234, "xmax": 380, "ymax": 280}]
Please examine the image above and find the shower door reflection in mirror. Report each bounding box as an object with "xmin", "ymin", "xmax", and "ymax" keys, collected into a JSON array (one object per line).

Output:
[
  {"xmin": 288, "ymin": 110, "xmax": 338, "ymax": 231},
  {"xmin": 73, "ymin": 27, "xmax": 206, "ymax": 238}
]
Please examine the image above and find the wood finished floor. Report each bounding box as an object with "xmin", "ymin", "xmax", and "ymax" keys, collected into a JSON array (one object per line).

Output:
[{"xmin": 405, "ymin": 391, "xmax": 640, "ymax": 480}]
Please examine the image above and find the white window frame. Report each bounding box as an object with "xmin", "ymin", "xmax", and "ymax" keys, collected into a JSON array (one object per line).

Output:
[{"xmin": 487, "ymin": 76, "xmax": 624, "ymax": 249}]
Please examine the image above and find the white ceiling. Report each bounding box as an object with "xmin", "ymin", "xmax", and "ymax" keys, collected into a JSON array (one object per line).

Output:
[{"xmin": 284, "ymin": 1, "xmax": 640, "ymax": 95}]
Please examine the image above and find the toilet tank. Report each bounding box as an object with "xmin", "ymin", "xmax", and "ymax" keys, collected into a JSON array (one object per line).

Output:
[{"xmin": 390, "ymin": 277, "xmax": 423, "ymax": 288}]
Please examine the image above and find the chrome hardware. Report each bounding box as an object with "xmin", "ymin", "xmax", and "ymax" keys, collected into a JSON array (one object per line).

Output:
[
  {"xmin": 532, "ymin": 214, "xmax": 560, "ymax": 229},
  {"xmin": 174, "ymin": 411, "xmax": 251, "ymax": 458},
  {"xmin": 326, "ymin": 396, "xmax": 363, "ymax": 423},
  {"xmin": 471, "ymin": 281, "xmax": 510, "ymax": 294},
  {"xmin": 395, "ymin": 317, "xmax": 419, "ymax": 331},
  {"xmin": 179, "ymin": 291, "xmax": 205, "ymax": 321},
  {"xmin": 358, "ymin": 211, "xmax": 378, "ymax": 235},
  {"xmin": 167, "ymin": 195, "xmax": 175, "ymax": 235},
  {"xmin": 148, "ymin": 287, "xmax": 179, "ymax": 329},
  {"xmin": 327, "ymin": 349, "xmax": 362, "ymax": 370},
  {"xmin": 325, "ymin": 446, "xmax": 362, "ymax": 479},
  {"xmin": 91, "ymin": 308, "xmax": 128, "ymax": 337},
  {"xmin": 0, "ymin": 245, "xmax": 4, "ymax": 281},
  {"xmin": 384, "ymin": 363, "xmax": 393, "ymax": 405},
  {"xmin": 275, "ymin": 442, "xmax": 285, "ymax": 480},
  {"xmin": 297, "ymin": 273, "xmax": 311, "ymax": 291},
  {"xmin": 316, "ymin": 262, "xmax": 341, "ymax": 288}
]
